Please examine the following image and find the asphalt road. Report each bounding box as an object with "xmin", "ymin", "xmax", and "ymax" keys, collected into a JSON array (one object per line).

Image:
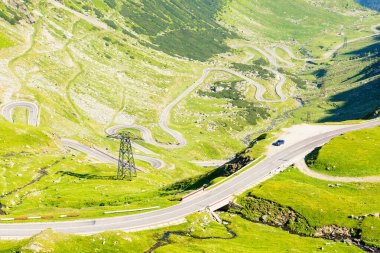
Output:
[
  {"xmin": 107, "ymin": 41, "xmax": 290, "ymax": 149},
  {"xmin": 265, "ymin": 46, "xmax": 295, "ymax": 68},
  {"xmin": 1, "ymin": 22, "xmax": 378, "ymax": 238},
  {"xmin": 276, "ymin": 23, "xmax": 379, "ymax": 62},
  {"xmin": 0, "ymin": 118, "xmax": 378, "ymax": 238},
  {"xmin": 242, "ymin": 52, "xmax": 254, "ymax": 64},
  {"xmin": 231, "ymin": 44, "xmax": 287, "ymax": 102},
  {"xmin": 108, "ymin": 64, "xmax": 289, "ymax": 151},
  {"xmin": 61, "ymin": 139, "xmax": 164, "ymax": 170},
  {"xmin": 1, "ymin": 101, "xmax": 39, "ymax": 126}
]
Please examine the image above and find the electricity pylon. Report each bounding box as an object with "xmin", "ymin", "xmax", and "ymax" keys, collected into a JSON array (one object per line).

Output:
[
  {"xmin": 343, "ymin": 37, "xmax": 348, "ymax": 48},
  {"xmin": 107, "ymin": 131, "xmax": 139, "ymax": 180}
]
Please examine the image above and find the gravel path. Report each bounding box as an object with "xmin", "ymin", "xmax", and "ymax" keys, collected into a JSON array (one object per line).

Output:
[{"xmin": 295, "ymin": 158, "xmax": 380, "ymax": 183}]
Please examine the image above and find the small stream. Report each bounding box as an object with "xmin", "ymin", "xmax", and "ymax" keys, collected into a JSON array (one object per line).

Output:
[
  {"xmin": 250, "ymin": 97, "xmax": 305, "ymax": 138},
  {"xmin": 145, "ymin": 221, "xmax": 236, "ymax": 253},
  {"xmin": 0, "ymin": 158, "xmax": 64, "ymax": 214}
]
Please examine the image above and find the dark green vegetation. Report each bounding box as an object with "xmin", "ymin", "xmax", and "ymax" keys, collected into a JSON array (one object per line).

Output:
[
  {"xmin": 280, "ymin": 69, "xmax": 308, "ymax": 89},
  {"xmin": 65, "ymin": 0, "xmax": 234, "ymax": 61},
  {"xmin": 244, "ymin": 167, "xmax": 380, "ymax": 249},
  {"xmin": 231, "ymin": 63, "xmax": 274, "ymax": 80},
  {"xmin": 235, "ymin": 194, "xmax": 314, "ymax": 235},
  {"xmin": 127, "ymin": 0, "xmax": 233, "ymax": 60},
  {"xmin": 306, "ymin": 126, "xmax": 380, "ymax": 177},
  {"xmin": 0, "ymin": 119, "xmax": 176, "ymax": 218},
  {"xmin": 198, "ymin": 81, "xmax": 269, "ymax": 125},
  {"xmin": 121, "ymin": 0, "xmax": 234, "ymax": 61},
  {"xmin": 0, "ymin": 0, "xmax": 379, "ymax": 250},
  {"xmin": 294, "ymin": 35, "xmax": 380, "ymax": 122},
  {"xmin": 164, "ymin": 134, "xmax": 267, "ymax": 193},
  {"xmin": 0, "ymin": 2, "xmax": 22, "ymax": 25}
]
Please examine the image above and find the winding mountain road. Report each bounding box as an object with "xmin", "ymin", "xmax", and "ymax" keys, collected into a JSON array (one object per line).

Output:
[
  {"xmin": 61, "ymin": 139, "xmax": 164, "ymax": 170},
  {"xmin": 0, "ymin": 118, "xmax": 378, "ymax": 238},
  {"xmin": 295, "ymin": 158, "xmax": 380, "ymax": 183},
  {"xmin": 264, "ymin": 46, "xmax": 295, "ymax": 68},
  {"xmin": 108, "ymin": 62, "xmax": 288, "ymax": 150},
  {"xmin": 1, "ymin": 101, "xmax": 39, "ymax": 126},
  {"xmin": 275, "ymin": 23, "xmax": 380, "ymax": 62},
  {"xmin": 1, "ymin": 21, "xmax": 379, "ymax": 239}
]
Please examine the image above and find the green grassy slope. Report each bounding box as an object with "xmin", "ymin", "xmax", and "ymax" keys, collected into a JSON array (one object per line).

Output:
[
  {"xmin": 0, "ymin": 0, "xmax": 378, "ymax": 228},
  {"xmin": 293, "ymin": 35, "xmax": 380, "ymax": 123},
  {"xmin": 0, "ymin": 119, "xmax": 175, "ymax": 218},
  {"xmin": 0, "ymin": 212, "xmax": 364, "ymax": 253},
  {"xmin": 307, "ymin": 126, "xmax": 380, "ymax": 177},
  {"xmin": 0, "ymin": 0, "xmax": 379, "ymax": 251},
  {"xmin": 0, "ymin": 32, "xmax": 14, "ymax": 49},
  {"xmin": 245, "ymin": 167, "xmax": 380, "ymax": 247},
  {"xmin": 0, "ymin": 1, "xmax": 23, "ymax": 25},
  {"xmin": 219, "ymin": 0, "xmax": 372, "ymax": 44},
  {"xmin": 62, "ymin": 0, "xmax": 234, "ymax": 61}
]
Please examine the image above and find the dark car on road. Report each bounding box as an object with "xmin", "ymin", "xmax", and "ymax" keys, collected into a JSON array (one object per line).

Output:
[{"xmin": 272, "ymin": 139, "xmax": 285, "ymax": 146}]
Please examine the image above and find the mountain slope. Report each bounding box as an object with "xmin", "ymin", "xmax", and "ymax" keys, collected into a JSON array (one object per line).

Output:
[
  {"xmin": 357, "ymin": 0, "xmax": 380, "ymax": 11},
  {"xmin": 0, "ymin": 0, "xmax": 379, "ymax": 223}
]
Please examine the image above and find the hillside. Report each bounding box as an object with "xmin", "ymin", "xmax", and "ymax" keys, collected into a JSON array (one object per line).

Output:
[
  {"xmin": 306, "ymin": 126, "xmax": 380, "ymax": 177},
  {"xmin": 0, "ymin": 0, "xmax": 378, "ymax": 216},
  {"xmin": 0, "ymin": 0, "xmax": 379, "ymax": 251},
  {"xmin": 357, "ymin": 0, "xmax": 380, "ymax": 11},
  {"xmin": 0, "ymin": 213, "xmax": 366, "ymax": 252}
]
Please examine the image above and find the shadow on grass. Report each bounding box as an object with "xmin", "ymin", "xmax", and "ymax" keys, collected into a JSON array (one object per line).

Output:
[
  {"xmin": 343, "ymin": 35, "xmax": 380, "ymax": 83},
  {"xmin": 163, "ymin": 134, "xmax": 267, "ymax": 193},
  {"xmin": 318, "ymin": 78, "xmax": 380, "ymax": 122},
  {"xmin": 58, "ymin": 171, "xmax": 115, "ymax": 180},
  {"xmin": 356, "ymin": 1, "xmax": 380, "ymax": 12},
  {"xmin": 304, "ymin": 147, "xmax": 321, "ymax": 166}
]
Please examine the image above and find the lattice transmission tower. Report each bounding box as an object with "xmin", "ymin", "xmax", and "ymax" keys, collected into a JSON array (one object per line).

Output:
[
  {"xmin": 107, "ymin": 131, "xmax": 139, "ymax": 180},
  {"xmin": 343, "ymin": 37, "xmax": 348, "ymax": 48}
]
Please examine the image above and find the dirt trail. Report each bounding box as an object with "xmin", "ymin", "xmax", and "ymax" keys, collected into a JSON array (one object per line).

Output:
[{"xmin": 295, "ymin": 159, "xmax": 380, "ymax": 183}]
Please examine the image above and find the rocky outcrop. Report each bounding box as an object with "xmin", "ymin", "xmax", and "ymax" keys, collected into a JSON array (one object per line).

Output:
[
  {"xmin": 233, "ymin": 194, "xmax": 314, "ymax": 235},
  {"xmin": 314, "ymin": 225, "xmax": 352, "ymax": 239},
  {"xmin": 4, "ymin": 0, "xmax": 35, "ymax": 24}
]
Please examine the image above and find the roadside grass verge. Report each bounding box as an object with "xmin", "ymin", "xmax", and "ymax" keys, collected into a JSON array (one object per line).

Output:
[{"xmin": 306, "ymin": 126, "xmax": 380, "ymax": 177}]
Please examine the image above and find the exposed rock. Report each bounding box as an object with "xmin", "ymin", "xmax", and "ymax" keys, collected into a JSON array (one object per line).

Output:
[
  {"xmin": 236, "ymin": 195, "xmax": 314, "ymax": 235},
  {"xmin": 314, "ymin": 225, "xmax": 352, "ymax": 239},
  {"xmin": 7, "ymin": 0, "xmax": 35, "ymax": 24}
]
